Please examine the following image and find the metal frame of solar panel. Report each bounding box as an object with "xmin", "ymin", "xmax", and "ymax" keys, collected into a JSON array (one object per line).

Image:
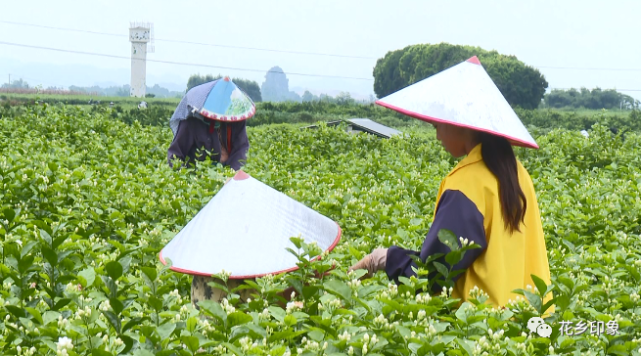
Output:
[
  {"xmin": 300, "ymin": 118, "xmax": 402, "ymax": 139},
  {"xmin": 346, "ymin": 118, "xmax": 402, "ymax": 139},
  {"xmin": 299, "ymin": 120, "xmax": 343, "ymax": 130}
]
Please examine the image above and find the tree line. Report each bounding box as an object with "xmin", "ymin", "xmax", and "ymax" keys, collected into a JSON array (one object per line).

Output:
[
  {"xmin": 4, "ymin": 41, "xmax": 636, "ymax": 112},
  {"xmin": 3, "ymin": 98, "xmax": 640, "ymax": 132},
  {"xmin": 544, "ymin": 88, "xmax": 640, "ymax": 110}
]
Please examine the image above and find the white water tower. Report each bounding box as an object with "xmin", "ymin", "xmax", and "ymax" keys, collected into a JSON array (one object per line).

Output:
[{"xmin": 129, "ymin": 22, "xmax": 155, "ymax": 98}]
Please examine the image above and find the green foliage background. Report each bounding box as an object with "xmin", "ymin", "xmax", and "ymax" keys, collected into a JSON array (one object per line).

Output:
[
  {"xmin": 3, "ymin": 100, "xmax": 639, "ymax": 134},
  {"xmin": 0, "ymin": 104, "xmax": 640, "ymax": 355},
  {"xmin": 544, "ymin": 88, "xmax": 640, "ymax": 110}
]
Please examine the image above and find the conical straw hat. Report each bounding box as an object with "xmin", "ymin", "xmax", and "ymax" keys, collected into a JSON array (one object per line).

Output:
[
  {"xmin": 375, "ymin": 56, "xmax": 538, "ymax": 149},
  {"xmin": 170, "ymin": 77, "xmax": 256, "ymax": 136},
  {"xmin": 159, "ymin": 171, "xmax": 342, "ymax": 278}
]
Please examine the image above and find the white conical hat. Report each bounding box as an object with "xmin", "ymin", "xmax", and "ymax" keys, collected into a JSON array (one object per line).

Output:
[
  {"xmin": 159, "ymin": 171, "xmax": 342, "ymax": 278},
  {"xmin": 375, "ymin": 56, "xmax": 538, "ymax": 149}
]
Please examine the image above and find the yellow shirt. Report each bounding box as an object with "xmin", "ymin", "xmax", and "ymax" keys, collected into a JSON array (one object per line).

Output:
[{"xmin": 436, "ymin": 143, "xmax": 554, "ymax": 312}]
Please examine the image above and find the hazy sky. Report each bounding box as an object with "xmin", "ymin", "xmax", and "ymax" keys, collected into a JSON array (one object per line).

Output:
[{"xmin": 1, "ymin": 0, "xmax": 640, "ymax": 100}]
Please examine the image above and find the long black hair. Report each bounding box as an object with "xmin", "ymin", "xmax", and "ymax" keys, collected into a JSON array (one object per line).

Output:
[{"xmin": 478, "ymin": 132, "xmax": 527, "ymax": 234}]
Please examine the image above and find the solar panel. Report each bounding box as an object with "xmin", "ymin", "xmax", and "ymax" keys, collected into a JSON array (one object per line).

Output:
[
  {"xmin": 347, "ymin": 118, "xmax": 402, "ymax": 138},
  {"xmin": 299, "ymin": 118, "xmax": 403, "ymax": 139}
]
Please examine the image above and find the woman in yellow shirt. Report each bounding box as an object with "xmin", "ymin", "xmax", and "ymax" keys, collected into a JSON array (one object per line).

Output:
[{"xmin": 349, "ymin": 56, "xmax": 553, "ymax": 310}]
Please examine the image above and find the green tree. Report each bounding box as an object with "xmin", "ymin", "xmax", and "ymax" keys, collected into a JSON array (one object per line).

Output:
[
  {"xmin": 1, "ymin": 78, "xmax": 30, "ymax": 89},
  {"xmin": 373, "ymin": 43, "xmax": 548, "ymax": 109},
  {"xmin": 302, "ymin": 90, "xmax": 316, "ymax": 102},
  {"xmin": 372, "ymin": 47, "xmax": 408, "ymax": 101},
  {"xmin": 227, "ymin": 77, "xmax": 262, "ymax": 102},
  {"xmin": 319, "ymin": 94, "xmax": 336, "ymax": 104},
  {"xmin": 145, "ymin": 84, "xmax": 182, "ymax": 98},
  {"xmin": 335, "ymin": 92, "xmax": 355, "ymax": 105},
  {"xmin": 186, "ymin": 74, "xmax": 217, "ymax": 92},
  {"xmin": 544, "ymin": 87, "xmax": 639, "ymax": 110}
]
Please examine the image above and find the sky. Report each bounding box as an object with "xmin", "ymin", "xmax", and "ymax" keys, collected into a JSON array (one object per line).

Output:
[{"xmin": 1, "ymin": 0, "xmax": 640, "ymax": 101}]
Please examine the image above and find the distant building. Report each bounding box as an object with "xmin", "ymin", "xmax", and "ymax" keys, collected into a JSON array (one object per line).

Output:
[
  {"xmin": 261, "ymin": 66, "xmax": 302, "ymax": 102},
  {"xmin": 129, "ymin": 22, "xmax": 154, "ymax": 98}
]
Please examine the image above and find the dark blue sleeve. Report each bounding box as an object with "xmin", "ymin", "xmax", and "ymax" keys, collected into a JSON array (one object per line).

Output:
[
  {"xmin": 384, "ymin": 189, "xmax": 487, "ymax": 293},
  {"xmin": 167, "ymin": 120, "xmax": 194, "ymax": 168},
  {"xmin": 224, "ymin": 121, "xmax": 249, "ymax": 171}
]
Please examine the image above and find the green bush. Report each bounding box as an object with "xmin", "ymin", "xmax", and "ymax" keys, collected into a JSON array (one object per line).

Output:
[{"xmin": 0, "ymin": 104, "xmax": 640, "ymax": 355}]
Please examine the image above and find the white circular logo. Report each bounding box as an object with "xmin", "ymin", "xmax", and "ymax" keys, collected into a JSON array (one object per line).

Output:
[
  {"xmin": 527, "ymin": 317, "xmax": 552, "ymax": 338},
  {"xmin": 536, "ymin": 323, "xmax": 552, "ymax": 338}
]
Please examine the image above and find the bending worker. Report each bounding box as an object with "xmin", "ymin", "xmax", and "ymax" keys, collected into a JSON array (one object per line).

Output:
[{"xmin": 168, "ymin": 77, "xmax": 254, "ymax": 171}]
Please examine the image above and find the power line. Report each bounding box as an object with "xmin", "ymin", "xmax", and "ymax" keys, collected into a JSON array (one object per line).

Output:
[
  {"xmin": 0, "ymin": 41, "xmax": 375, "ymax": 81},
  {"xmin": 5, "ymin": 20, "xmax": 641, "ymax": 73},
  {"xmin": 536, "ymin": 66, "xmax": 641, "ymax": 72},
  {"xmin": 550, "ymin": 87, "xmax": 641, "ymax": 92},
  {"xmin": 2, "ymin": 39, "xmax": 638, "ymax": 94},
  {"xmin": 0, "ymin": 20, "xmax": 377, "ymax": 60}
]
